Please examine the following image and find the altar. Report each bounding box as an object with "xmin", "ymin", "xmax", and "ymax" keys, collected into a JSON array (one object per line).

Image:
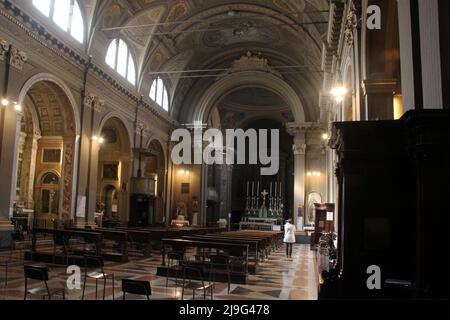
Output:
[{"xmin": 241, "ymin": 181, "xmax": 285, "ymax": 230}]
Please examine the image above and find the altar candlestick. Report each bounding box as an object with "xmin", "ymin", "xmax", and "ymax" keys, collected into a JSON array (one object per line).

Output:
[
  {"xmin": 279, "ymin": 182, "xmax": 282, "ymax": 197},
  {"xmin": 269, "ymin": 182, "xmax": 272, "ymax": 197},
  {"xmin": 246, "ymin": 181, "xmax": 249, "ymax": 197},
  {"xmin": 252, "ymin": 181, "xmax": 255, "ymax": 196},
  {"xmin": 274, "ymin": 182, "xmax": 277, "ymax": 197},
  {"xmin": 257, "ymin": 182, "xmax": 260, "ymax": 196}
]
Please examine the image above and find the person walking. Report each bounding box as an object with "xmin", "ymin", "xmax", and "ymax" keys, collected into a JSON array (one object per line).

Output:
[{"xmin": 284, "ymin": 219, "xmax": 297, "ymax": 259}]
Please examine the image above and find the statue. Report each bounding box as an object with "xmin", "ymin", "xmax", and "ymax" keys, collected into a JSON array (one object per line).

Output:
[{"xmin": 176, "ymin": 201, "xmax": 187, "ymax": 220}]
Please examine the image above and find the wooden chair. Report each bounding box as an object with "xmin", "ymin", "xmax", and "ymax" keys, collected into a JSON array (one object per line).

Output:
[
  {"xmin": 81, "ymin": 255, "xmax": 115, "ymax": 300},
  {"xmin": 165, "ymin": 251, "xmax": 184, "ymax": 288},
  {"xmin": 23, "ymin": 265, "xmax": 65, "ymax": 300},
  {"xmin": 121, "ymin": 279, "xmax": 152, "ymax": 300},
  {"xmin": 181, "ymin": 265, "xmax": 214, "ymax": 300},
  {"xmin": 208, "ymin": 255, "xmax": 231, "ymax": 294}
]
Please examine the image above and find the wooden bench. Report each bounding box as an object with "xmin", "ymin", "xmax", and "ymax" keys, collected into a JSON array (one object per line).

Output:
[
  {"xmin": 182, "ymin": 235, "xmax": 260, "ymax": 274},
  {"xmin": 29, "ymin": 228, "xmax": 103, "ymax": 265},
  {"xmin": 157, "ymin": 238, "xmax": 250, "ymax": 284}
]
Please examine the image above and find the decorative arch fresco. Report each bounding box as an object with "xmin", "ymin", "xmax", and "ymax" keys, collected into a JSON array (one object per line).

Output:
[
  {"xmin": 84, "ymin": 0, "xmax": 328, "ymax": 122},
  {"xmin": 15, "ymin": 74, "xmax": 81, "ymax": 219}
]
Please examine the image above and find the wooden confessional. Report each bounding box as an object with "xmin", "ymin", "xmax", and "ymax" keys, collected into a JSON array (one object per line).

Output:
[{"xmin": 322, "ymin": 110, "xmax": 450, "ymax": 299}]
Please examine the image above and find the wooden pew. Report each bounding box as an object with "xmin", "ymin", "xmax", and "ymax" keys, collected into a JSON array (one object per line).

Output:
[
  {"xmin": 182, "ymin": 235, "xmax": 260, "ymax": 274},
  {"xmin": 66, "ymin": 227, "xmax": 129, "ymax": 262},
  {"xmin": 103, "ymin": 228, "xmax": 153, "ymax": 257},
  {"xmin": 158, "ymin": 238, "xmax": 250, "ymax": 284},
  {"xmin": 211, "ymin": 231, "xmax": 283, "ymax": 259},
  {"xmin": 30, "ymin": 228, "xmax": 103, "ymax": 265}
]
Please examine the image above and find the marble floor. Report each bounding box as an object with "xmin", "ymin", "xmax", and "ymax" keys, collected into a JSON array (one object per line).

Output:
[{"xmin": 0, "ymin": 244, "xmax": 318, "ymax": 300}]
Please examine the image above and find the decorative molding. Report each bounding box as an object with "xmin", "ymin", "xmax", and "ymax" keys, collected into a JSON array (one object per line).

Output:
[
  {"xmin": 286, "ymin": 122, "xmax": 326, "ymax": 136},
  {"xmin": 344, "ymin": 2, "xmax": 358, "ymax": 46},
  {"xmin": 224, "ymin": 51, "xmax": 282, "ymax": 78},
  {"xmin": 9, "ymin": 46, "xmax": 27, "ymax": 70},
  {"xmin": 84, "ymin": 92, "xmax": 104, "ymax": 113},
  {"xmin": 0, "ymin": 37, "xmax": 27, "ymax": 69},
  {"xmin": 361, "ymin": 79, "xmax": 398, "ymax": 95},
  {"xmin": 0, "ymin": 38, "xmax": 8, "ymax": 60}
]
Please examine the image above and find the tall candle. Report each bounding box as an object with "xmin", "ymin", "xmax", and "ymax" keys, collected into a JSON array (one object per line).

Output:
[
  {"xmin": 269, "ymin": 182, "xmax": 272, "ymax": 197},
  {"xmin": 257, "ymin": 182, "xmax": 260, "ymax": 195},
  {"xmin": 279, "ymin": 182, "xmax": 282, "ymax": 197},
  {"xmin": 274, "ymin": 182, "xmax": 277, "ymax": 197},
  {"xmin": 252, "ymin": 181, "xmax": 255, "ymax": 196},
  {"xmin": 246, "ymin": 181, "xmax": 249, "ymax": 197}
]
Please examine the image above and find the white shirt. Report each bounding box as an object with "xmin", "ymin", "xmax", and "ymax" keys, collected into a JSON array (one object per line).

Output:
[{"xmin": 284, "ymin": 223, "xmax": 297, "ymax": 243}]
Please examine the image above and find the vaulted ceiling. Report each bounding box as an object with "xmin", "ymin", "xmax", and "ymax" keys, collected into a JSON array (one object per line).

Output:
[{"xmin": 87, "ymin": 0, "xmax": 330, "ymax": 122}]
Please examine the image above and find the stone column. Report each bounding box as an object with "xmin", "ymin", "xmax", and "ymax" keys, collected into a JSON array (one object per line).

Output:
[
  {"xmin": 200, "ymin": 163, "xmax": 208, "ymax": 226},
  {"xmin": 397, "ymin": 0, "xmax": 416, "ymax": 113},
  {"xmin": 59, "ymin": 135, "xmax": 78, "ymax": 222},
  {"xmin": 418, "ymin": 0, "xmax": 443, "ymax": 109},
  {"xmin": 22, "ymin": 134, "xmax": 40, "ymax": 209},
  {"xmin": 156, "ymin": 168, "xmax": 166, "ymax": 224},
  {"xmin": 119, "ymin": 156, "xmax": 131, "ymax": 223},
  {"xmin": 286, "ymin": 123, "xmax": 307, "ymax": 230},
  {"xmin": 85, "ymin": 138, "xmax": 100, "ymax": 227},
  {"xmin": 0, "ymin": 106, "xmax": 21, "ymax": 247}
]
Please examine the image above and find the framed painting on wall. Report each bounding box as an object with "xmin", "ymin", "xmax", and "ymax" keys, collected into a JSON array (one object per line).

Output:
[
  {"xmin": 103, "ymin": 163, "xmax": 119, "ymax": 180},
  {"xmin": 181, "ymin": 183, "xmax": 190, "ymax": 194}
]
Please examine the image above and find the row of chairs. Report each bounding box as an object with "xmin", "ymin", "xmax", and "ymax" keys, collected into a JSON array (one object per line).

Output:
[
  {"xmin": 166, "ymin": 250, "xmax": 234, "ymax": 300},
  {"xmin": 22, "ymin": 261, "xmax": 152, "ymax": 300}
]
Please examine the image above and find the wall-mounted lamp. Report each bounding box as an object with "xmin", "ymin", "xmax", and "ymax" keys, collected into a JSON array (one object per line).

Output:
[
  {"xmin": 92, "ymin": 135, "xmax": 105, "ymax": 144},
  {"xmin": 1, "ymin": 98, "xmax": 23, "ymax": 113},
  {"xmin": 307, "ymin": 171, "xmax": 322, "ymax": 177},
  {"xmin": 322, "ymin": 133, "xmax": 329, "ymax": 140},
  {"xmin": 331, "ymin": 87, "xmax": 348, "ymax": 103},
  {"xmin": 178, "ymin": 169, "xmax": 190, "ymax": 176}
]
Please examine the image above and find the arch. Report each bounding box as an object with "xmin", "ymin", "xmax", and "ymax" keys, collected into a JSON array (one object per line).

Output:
[
  {"xmin": 98, "ymin": 112, "xmax": 133, "ymax": 152},
  {"xmin": 146, "ymin": 136, "xmax": 167, "ymax": 168},
  {"xmin": 343, "ymin": 57, "xmax": 356, "ymax": 121},
  {"xmin": 18, "ymin": 73, "xmax": 81, "ymax": 135},
  {"xmin": 306, "ymin": 191, "xmax": 323, "ymax": 226},
  {"xmin": 35, "ymin": 170, "xmax": 61, "ymax": 186},
  {"xmin": 15, "ymin": 74, "xmax": 80, "ymax": 219},
  {"xmin": 96, "ymin": 114, "xmax": 133, "ymax": 223},
  {"xmin": 191, "ymin": 71, "xmax": 306, "ymax": 124}
]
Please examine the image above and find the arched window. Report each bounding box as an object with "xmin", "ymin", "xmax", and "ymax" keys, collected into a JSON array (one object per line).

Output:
[
  {"xmin": 32, "ymin": 0, "xmax": 85, "ymax": 43},
  {"xmin": 41, "ymin": 172, "xmax": 59, "ymax": 185},
  {"xmin": 106, "ymin": 39, "xmax": 136, "ymax": 86},
  {"xmin": 149, "ymin": 77, "xmax": 169, "ymax": 111}
]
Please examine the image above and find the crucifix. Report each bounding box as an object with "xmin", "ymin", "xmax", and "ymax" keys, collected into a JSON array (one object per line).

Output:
[{"xmin": 261, "ymin": 189, "xmax": 269, "ymax": 207}]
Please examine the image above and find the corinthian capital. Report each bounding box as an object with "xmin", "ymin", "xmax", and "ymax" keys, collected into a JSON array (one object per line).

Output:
[
  {"xmin": 9, "ymin": 47, "xmax": 28, "ymax": 70},
  {"xmin": 292, "ymin": 143, "xmax": 307, "ymax": 155},
  {"xmin": 0, "ymin": 40, "xmax": 9, "ymax": 60}
]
